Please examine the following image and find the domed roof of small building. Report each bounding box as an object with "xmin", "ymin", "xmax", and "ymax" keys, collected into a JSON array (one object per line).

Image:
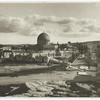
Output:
[{"xmin": 37, "ymin": 32, "xmax": 50, "ymax": 46}]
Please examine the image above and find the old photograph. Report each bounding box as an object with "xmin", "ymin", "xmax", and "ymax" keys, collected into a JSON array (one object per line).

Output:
[{"xmin": 0, "ymin": 3, "xmax": 99, "ymax": 97}]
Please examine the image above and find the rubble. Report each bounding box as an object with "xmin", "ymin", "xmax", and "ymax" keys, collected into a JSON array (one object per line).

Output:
[{"xmin": 0, "ymin": 80, "xmax": 100, "ymax": 97}]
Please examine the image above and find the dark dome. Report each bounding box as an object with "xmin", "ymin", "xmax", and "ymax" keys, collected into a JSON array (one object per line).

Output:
[{"xmin": 37, "ymin": 32, "xmax": 50, "ymax": 46}]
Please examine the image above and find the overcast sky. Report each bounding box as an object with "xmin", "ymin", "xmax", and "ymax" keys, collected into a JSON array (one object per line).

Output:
[{"xmin": 0, "ymin": 3, "xmax": 100, "ymax": 44}]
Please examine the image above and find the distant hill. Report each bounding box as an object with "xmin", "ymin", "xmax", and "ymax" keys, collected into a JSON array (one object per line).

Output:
[
  {"xmin": 72, "ymin": 41, "xmax": 100, "ymax": 53},
  {"xmin": 81, "ymin": 41, "xmax": 100, "ymax": 52}
]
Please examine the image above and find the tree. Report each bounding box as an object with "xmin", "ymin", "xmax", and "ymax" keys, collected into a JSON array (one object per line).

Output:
[
  {"xmin": 59, "ymin": 44, "xmax": 68, "ymax": 50},
  {"xmin": 96, "ymin": 45, "xmax": 100, "ymax": 75},
  {"xmin": 75, "ymin": 43, "xmax": 88, "ymax": 54},
  {"xmin": 96, "ymin": 45, "xmax": 100, "ymax": 59}
]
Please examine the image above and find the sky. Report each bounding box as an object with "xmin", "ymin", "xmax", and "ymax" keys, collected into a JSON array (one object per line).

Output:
[{"xmin": 0, "ymin": 3, "xmax": 100, "ymax": 44}]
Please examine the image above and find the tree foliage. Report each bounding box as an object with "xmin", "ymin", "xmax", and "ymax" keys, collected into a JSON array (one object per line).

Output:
[{"xmin": 75, "ymin": 43, "xmax": 88, "ymax": 54}]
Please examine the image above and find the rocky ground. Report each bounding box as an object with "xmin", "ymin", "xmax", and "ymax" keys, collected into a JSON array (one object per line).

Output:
[
  {"xmin": 0, "ymin": 80, "xmax": 100, "ymax": 97},
  {"xmin": 0, "ymin": 64, "xmax": 97, "ymax": 97}
]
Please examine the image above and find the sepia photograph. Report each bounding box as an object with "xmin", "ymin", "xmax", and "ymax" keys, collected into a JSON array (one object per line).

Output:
[{"xmin": 0, "ymin": 2, "xmax": 99, "ymax": 97}]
